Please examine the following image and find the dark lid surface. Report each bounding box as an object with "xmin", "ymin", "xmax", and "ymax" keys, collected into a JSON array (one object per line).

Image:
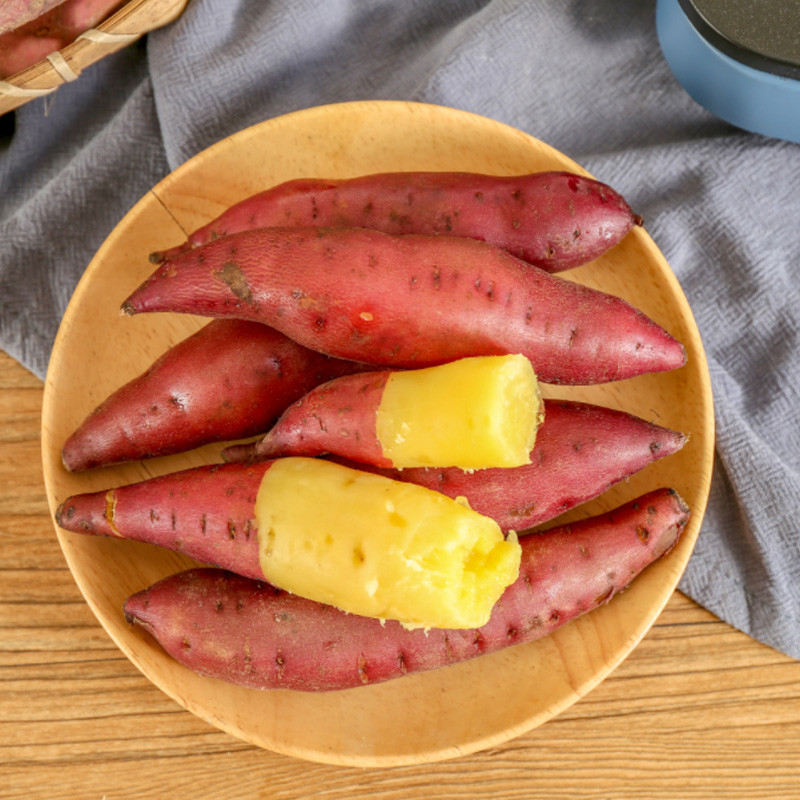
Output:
[{"xmin": 680, "ymin": 0, "xmax": 800, "ymax": 76}]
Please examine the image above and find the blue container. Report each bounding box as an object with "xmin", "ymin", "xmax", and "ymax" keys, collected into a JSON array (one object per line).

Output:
[{"xmin": 656, "ymin": 0, "xmax": 800, "ymax": 143}]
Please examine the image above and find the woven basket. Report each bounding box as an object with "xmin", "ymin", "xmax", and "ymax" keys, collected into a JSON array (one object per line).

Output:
[{"xmin": 0, "ymin": 0, "xmax": 189, "ymax": 115}]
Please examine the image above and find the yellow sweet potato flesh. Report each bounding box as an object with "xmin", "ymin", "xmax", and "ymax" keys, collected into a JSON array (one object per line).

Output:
[
  {"xmin": 254, "ymin": 457, "xmax": 521, "ymax": 629},
  {"xmin": 376, "ymin": 354, "xmax": 543, "ymax": 469}
]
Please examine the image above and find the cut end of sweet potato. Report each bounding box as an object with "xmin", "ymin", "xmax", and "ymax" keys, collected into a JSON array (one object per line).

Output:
[
  {"xmin": 668, "ymin": 341, "xmax": 688, "ymax": 371},
  {"xmin": 55, "ymin": 490, "xmax": 117, "ymax": 537},
  {"xmin": 376, "ymin": 354, "xmax": 543, "ymax": 469},
  {"xmin": 652, "ymin": 487, "xmax": 691, "ymax": 557},
  {"xmin": 627, "ymin": 486, "xmax": 690, "ymax": 563},
  {"xmin": 655, "ymin": 428, "xmax": 688, "ymax": 459},
  {"xmin": 123, "ymin": 590, "xmax": 148, "ymax": 626}
]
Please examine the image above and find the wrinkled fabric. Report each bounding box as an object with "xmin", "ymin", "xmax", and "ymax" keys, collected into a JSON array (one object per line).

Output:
[{"xmin": 1, "ymin": 0, "xmax": 799, "ymax": 658}]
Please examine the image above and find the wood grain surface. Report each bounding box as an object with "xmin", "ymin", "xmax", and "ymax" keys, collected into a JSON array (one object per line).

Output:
[{"xmin": 3, "ymin": 349, "xmax": 800, "ymax": 799}]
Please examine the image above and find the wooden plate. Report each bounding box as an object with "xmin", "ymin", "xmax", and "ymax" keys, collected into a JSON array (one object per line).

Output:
[{"xmin": 41, "ymin": 100, "xmax": 714, "ymax": 767}]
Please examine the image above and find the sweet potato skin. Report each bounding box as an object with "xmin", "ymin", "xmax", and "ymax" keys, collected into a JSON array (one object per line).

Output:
[
  {"xmin": 221, "ymin": 370, "xmax": 392, "ymax": 467},
  {"xmin": 122, "ymin": 227, "xmax": 686, "ymax": 386},
  {"xmin": 0, "ymin": 0, "xmax": 65, "ymax": 34},
  {"xmin": 56, "ymin": 461, "xmax": 272, "ymax": 581},
  {"xmin": 348, "ymin": 399, "xmax": 687, "ymax": 532},
  {"xmin": 151, "ymin": 171, "xmax": 642, "ymax": 273},
  {"xmin": 0, "ymin": 22, "xmax": 61, "ymax": 76},
  {"xmin": 226, "ymin": 398, "xmax": 688, "ymax": 531},
  {"xmin": 0, "ymin": 0, "xmax": 124, "ymax": 77},
  {"xmin": 122, "ymin": 488, "xmax": 690, "ymax": 692},
  {"xmin": 56, "ymin": 400, "xmax": 686, "ymax": 574},
  {"xmin": 61, "ymin": 319, "xmax": 364, "ymax": 472}
]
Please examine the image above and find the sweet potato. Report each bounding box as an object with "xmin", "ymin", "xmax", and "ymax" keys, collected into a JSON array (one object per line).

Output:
[
  {"xmin": 149, "ymin": 171, "xmax": 642, "ymax": 273},
  {"xmin": 60, "ymin": 456, "xmax": 522, "ymax": 629},
  {"xmin": 251, "ymin": 458, "xmax": 521, "ymax": 629},
  {"xmin": 55, "ymin": 400, "xmax": 686, "ymax": 575},
  {"xmin": 0, "ymin": 0, "xmax": 124, "ymax": 77},
  {"xmin": 222, "ymin": 354, "xmax": 544, "ymax": 470},
  {"xmin": 61, "ymin": 319, "xmax": 365, "ymax": 472},
  {"xmin": 122, "ymin": 227, "xmax": 686, "ymax": 385},
  {"xmin": 57, "ymin": 461, "xmax": 271, "ymax": 580},
  {"xmin": 0, "ymin": 0, "xmax": 65, "ymax": 34},
  {"xmin": 348, "ymin": 399, "xmax": 687, "ymax": 532},
  {"xmin": 122, "ymin": 487, "xmax": 690, "ymax": 692}
]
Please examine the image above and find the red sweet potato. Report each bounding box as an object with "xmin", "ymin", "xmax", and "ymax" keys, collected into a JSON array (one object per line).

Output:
[
  {"xmin": 122, "ymin": 487, "xmax": 689, "ymax": 692},
  {"xmin": 55, "ymin": 400, "xmax": 686, "ymax": 571},
  {"xmin": 57, "ymin": 461, "xmax": 272, "ymax": 580},
  {"xmin": 0, "ymin": 0, "xmax": 124, "ymax": 77},
  {"xmin": 220, "ymin": 353, "xmax": 543, "ymax": 470},
  {"xmin": 221, "ymin": 369, "xmax": 392, "ymax": 468},
  {"xmin": 0, "ymin": 0, "xmax": 65, "ymax": 34},
  {"xmin": 122, "ymin": 227, "xmax": 686, "ymax": 385},
  {"xmin": 345, "ymin": 399, "xmax": 687, "ymax": 532},
  {"xmin": 61, "ymin": 319, "xmax": 365, "ymax": 472},
  {"xmin": 150, "ymin": 171, "xmax": 642, "ymax": 273}
]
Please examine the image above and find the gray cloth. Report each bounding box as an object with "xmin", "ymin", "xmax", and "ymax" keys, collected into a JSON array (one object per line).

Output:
[{"xmin": 2, "ymin": 0, "xmax": 799, "ymax": 658}]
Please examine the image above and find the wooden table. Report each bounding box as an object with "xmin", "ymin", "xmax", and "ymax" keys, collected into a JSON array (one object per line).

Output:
[{"xmin": 2, "ymin": 345, "xmax": 800, "ymax": 800}]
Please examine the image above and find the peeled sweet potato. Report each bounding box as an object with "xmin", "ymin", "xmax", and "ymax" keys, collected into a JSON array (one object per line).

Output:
[
  {"xmin": 0, "ymin": 0, "xmax": 125, "ymax": 78},
  {"xmin": 55, "ymin": 400, "xmax": 687, "ymax": 571},
  {"xmin": 150, "ymin": 171, "xmax": 643, "ymax": 273},
  {"xmin": 122, "ymin": 226, "xmax": 686, "ymax": 386},
  {"xmin": 250, "ymin": 457, "xmax": 521, "ymax": 630},
  {"xmin": 122, "ymin": 488, "xmax": 690, "ymax": 692},
  {"xmin": 61, "ymin": 319, "xmax": 365, "ymax": 472},
  {"xmin": 222, "ymin": 354, "xmax": 544, "ymax": 470}
]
